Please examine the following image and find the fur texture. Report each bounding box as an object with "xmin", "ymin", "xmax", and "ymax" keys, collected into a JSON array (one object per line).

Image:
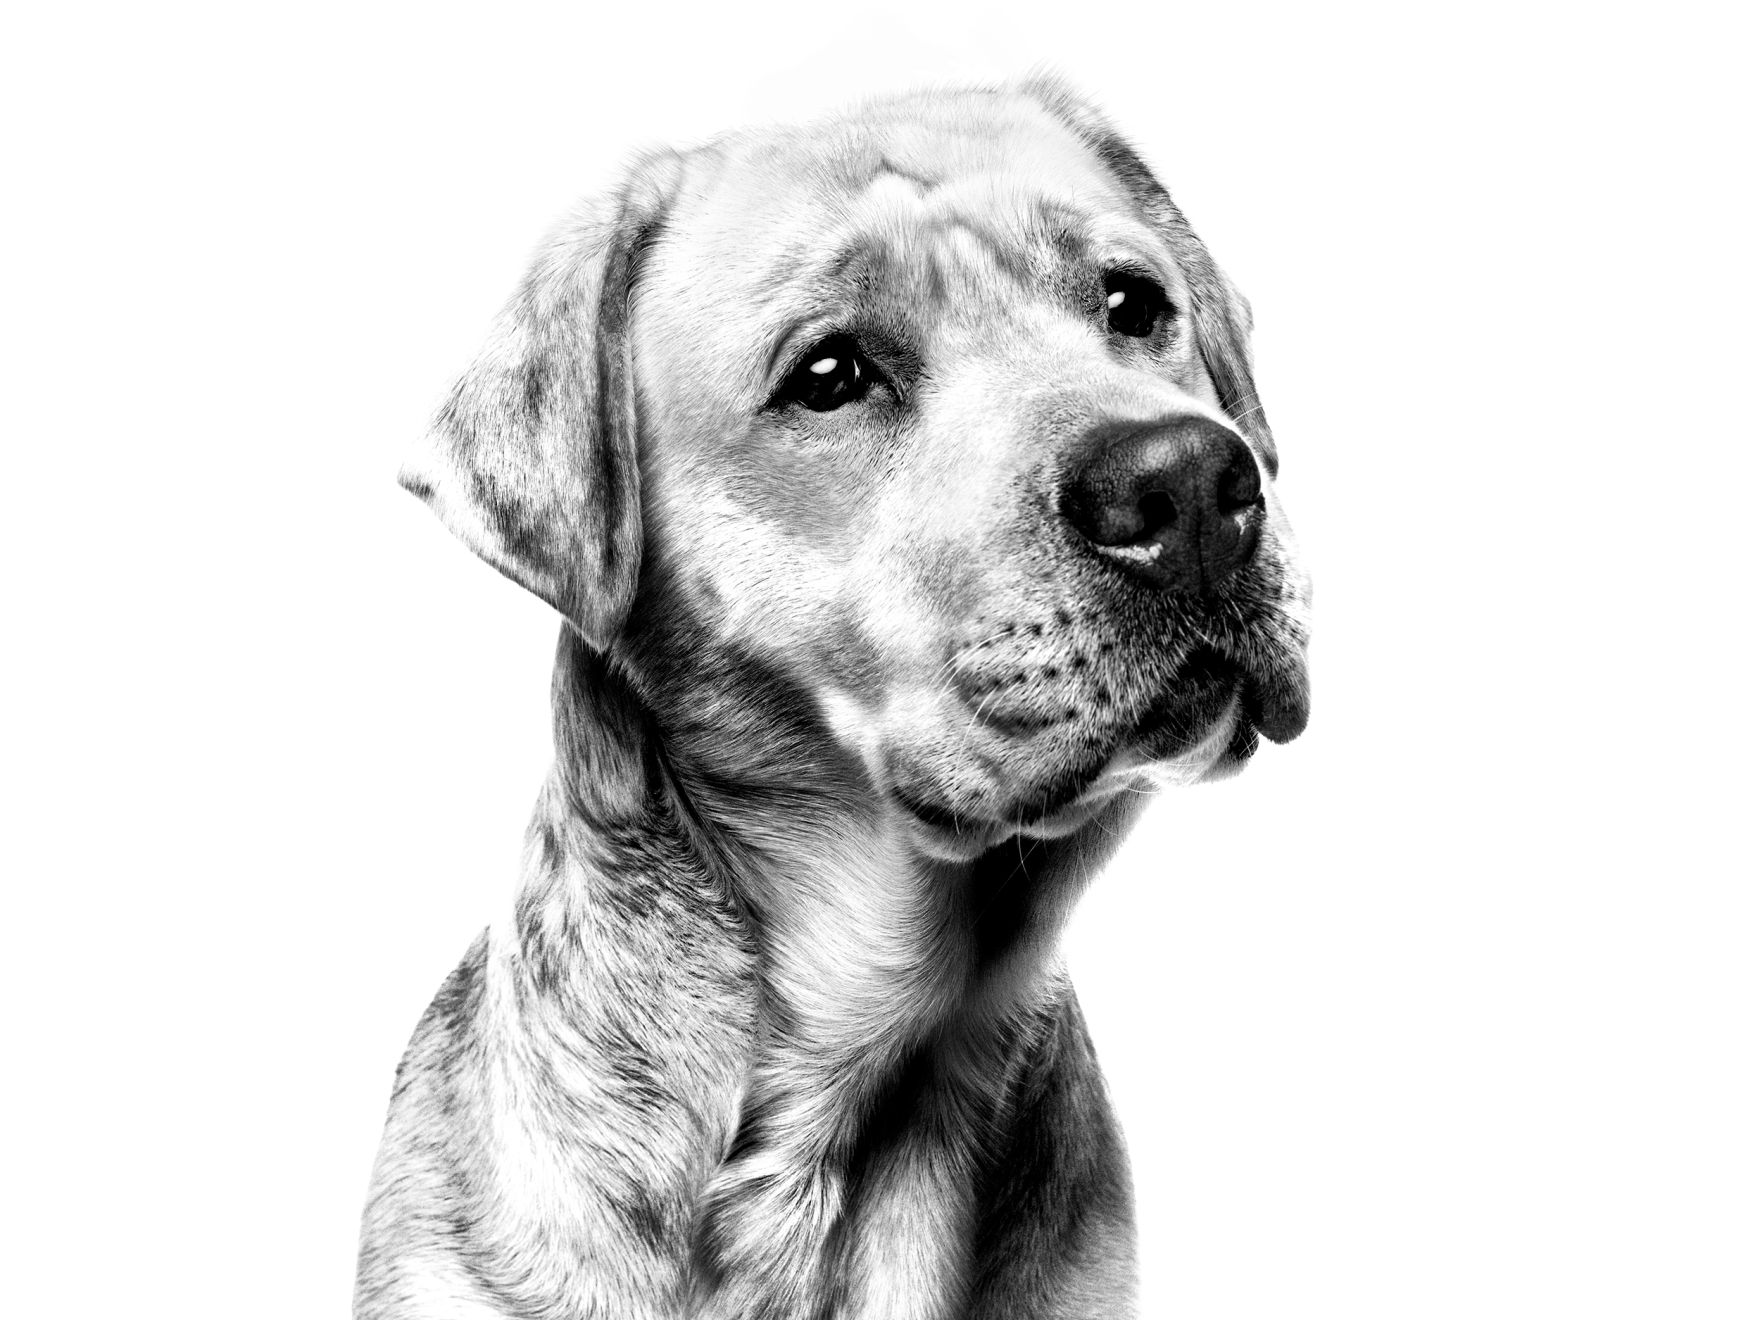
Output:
[{"xmin": 359, "ymin": 78, "xmax": 1311, "ymax": 1319}]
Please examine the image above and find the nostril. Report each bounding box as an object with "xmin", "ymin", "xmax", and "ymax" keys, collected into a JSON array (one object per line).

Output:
[
  {"xmin": 1217, "ymin": 448, "xmax": 1262, "ymax": 516},
  {"xmin": 1137, "ymin": 489, "xmax": 1178, "ymax": 538},
  {"xmin": 1084, "ymin": 499, "xmax": 1142, "ymax": 547},
  {"xmin": 1082, "ymin": 488, "xmax": 1179, "ymax": 547}
]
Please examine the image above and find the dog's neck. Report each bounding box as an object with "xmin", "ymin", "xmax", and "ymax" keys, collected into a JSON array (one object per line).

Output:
[
  {"xmin": 543, "ymin": 626, "xmax": 1125, "ymax": 1033},
  {"xmin": 498, "ymin": 627, "xmax": 1137, "ymax": 1306}
]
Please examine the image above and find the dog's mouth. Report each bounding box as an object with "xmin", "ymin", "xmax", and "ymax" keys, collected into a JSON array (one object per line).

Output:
[
  {"xmin": 1136, "ymin": 641, "xmax": 1309, "ymax": 756},
  {"xmin": 888, "ymin": 634, "xmax": 1308, "ymax": 858}
]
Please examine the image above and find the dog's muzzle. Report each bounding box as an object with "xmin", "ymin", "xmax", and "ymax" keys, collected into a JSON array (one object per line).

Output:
[{"xmin": 1054, "ymin": 412, "xmax": 1308, "ymax": 755}]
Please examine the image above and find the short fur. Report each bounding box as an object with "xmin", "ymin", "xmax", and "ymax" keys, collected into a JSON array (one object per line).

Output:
[{"xmin": 359, "ymin": 77, "xmax": 1311, "ymax": 1319}]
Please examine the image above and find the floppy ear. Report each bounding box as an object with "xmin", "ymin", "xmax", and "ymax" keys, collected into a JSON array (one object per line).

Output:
[
  {"xmin": 1021, "ymin": 75, "xmax": 1279, "ymax": 477},
  {"xmin": 400, "ymin": 150, "xmax": 682, "ymax": 647}
]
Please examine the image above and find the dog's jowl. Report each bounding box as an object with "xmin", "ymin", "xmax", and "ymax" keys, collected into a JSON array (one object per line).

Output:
[{"xmin": 359, "ymin": 77, "xmax": 1311, "ymax": 1320}]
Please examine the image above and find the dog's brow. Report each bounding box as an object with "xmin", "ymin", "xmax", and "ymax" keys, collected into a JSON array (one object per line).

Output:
[
  {"xmin": 756, "ymin": 240, "xmax": 881, "ymax": 380},
  {"xmin": 777, "ymin": 202, "xmax": 1074, "ymax": 304},
  {"xmin": 813, "ymin": 239, "xmax": 881, "ymax": 286},
  {"xmin": 759, "ymin": 210, "xmax": 1115, "ymax": 385}
]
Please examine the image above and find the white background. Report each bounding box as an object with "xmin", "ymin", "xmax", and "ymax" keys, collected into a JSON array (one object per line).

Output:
[{"xmin": 4, "ymin": 2, "xmax": 1755, "ymax": 1316}]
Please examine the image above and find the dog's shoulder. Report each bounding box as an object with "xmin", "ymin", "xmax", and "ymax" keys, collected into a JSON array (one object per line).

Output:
[{"xmin": 356, "ymin": 934, "xmax": 498, "ymax": 1319}]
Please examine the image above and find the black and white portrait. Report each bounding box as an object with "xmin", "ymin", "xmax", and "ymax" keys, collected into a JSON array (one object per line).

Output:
[{"xmin": 5, "ymin": 4, "xmax": 1752, "ymax": 1318}]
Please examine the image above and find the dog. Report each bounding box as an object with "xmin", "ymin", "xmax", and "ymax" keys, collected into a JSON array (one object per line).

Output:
[{"xmin": 358, "ymin": 75, "xmax": 1311, "ymax": 1319}]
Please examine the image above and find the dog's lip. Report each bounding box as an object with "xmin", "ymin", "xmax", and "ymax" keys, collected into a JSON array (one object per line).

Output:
[
  {"xmin": 1237, "ymin": 648, "xmax": 1310, "ymax": 745},
  {"xmin": 1163, "ymin": 635, "xmax": 1309, "ymax": 747},
  {"xmin": 1122, "ymin": 640, "xmax": 1307, "ymax": 766},
  {"xmin": 1130, "ymin": 645, "xmax": 1240, "ymax": 745}
]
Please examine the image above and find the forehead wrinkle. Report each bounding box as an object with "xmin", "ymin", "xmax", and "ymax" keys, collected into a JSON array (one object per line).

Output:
[{"xmin": 843, "ymin": 184, "xmax": 1093, "ymax": 305}]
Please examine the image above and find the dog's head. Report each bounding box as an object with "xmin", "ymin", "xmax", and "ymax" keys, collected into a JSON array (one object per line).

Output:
[{"xmin": 405, "ymin": 79, "xmax": 1310, "ymax": 860}]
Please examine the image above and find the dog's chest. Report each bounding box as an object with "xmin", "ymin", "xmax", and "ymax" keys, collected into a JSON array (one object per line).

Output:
[
  {"xmin": 693, "ymin": 1093, "xmax": 982, "ymax": 1320},
  {"xmin": 693, "ymin": 994, "xmax": 1003, "ymax": 1319}
]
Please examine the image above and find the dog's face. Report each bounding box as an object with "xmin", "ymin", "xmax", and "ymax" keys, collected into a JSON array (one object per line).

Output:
[{"xmin": 406, "ymin": 83, "xmax": 1310, "ymax": 861}]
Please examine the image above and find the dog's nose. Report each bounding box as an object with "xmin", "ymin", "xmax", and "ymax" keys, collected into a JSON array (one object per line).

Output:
[{"xmin": 1059, "ymin": 417, "xmax": 1264, "ymax": 593}]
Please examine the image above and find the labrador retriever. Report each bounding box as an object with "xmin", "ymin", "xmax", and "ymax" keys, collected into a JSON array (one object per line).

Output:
[{"xmin": 358, "ymin": 75, "xmax": 1311, "ymax": 1319}]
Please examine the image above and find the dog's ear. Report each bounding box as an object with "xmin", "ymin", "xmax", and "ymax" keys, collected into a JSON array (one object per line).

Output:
[
  {"xmin": 1021, "ymin": 75, "xmax": 1278, "ymax": 477},
  {"xmin": 400, "ymin": 150, "xmax": 682, "ymax": 647}
]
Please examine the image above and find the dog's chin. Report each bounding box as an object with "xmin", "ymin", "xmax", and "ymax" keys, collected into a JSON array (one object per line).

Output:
[
  {"xmin": 888, "ymin": 758, "xmax": 1145, "ymax": 862},
  {"xmin": 887, "ymin": 786, "xmax": 1023, "ymax": 862},
  {"xmin": 888, "ymin": 698, "xmax": 1238, "ymax": 864},
  {"xmin": 889, "ymin": 646, "xmax": 1308, "ymax": 863}
]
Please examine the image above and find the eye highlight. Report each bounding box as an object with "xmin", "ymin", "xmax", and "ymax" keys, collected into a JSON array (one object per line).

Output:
[
  {"xmin": 776, "ymin": 334, "xmax": 876, "ymax": 412},
  {"xmin": 1103, "ymin": 270, "xmax": 1171, "ymax": 339}
]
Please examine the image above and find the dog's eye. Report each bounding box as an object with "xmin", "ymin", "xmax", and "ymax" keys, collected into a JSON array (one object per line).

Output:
[
  {"xmin": 778, "ymin": 335, "xmax": 875, "ymax": 412},
  {"xmin": 1103, "ymin": 271, "xmax": 1171, "ymax": 339}
]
